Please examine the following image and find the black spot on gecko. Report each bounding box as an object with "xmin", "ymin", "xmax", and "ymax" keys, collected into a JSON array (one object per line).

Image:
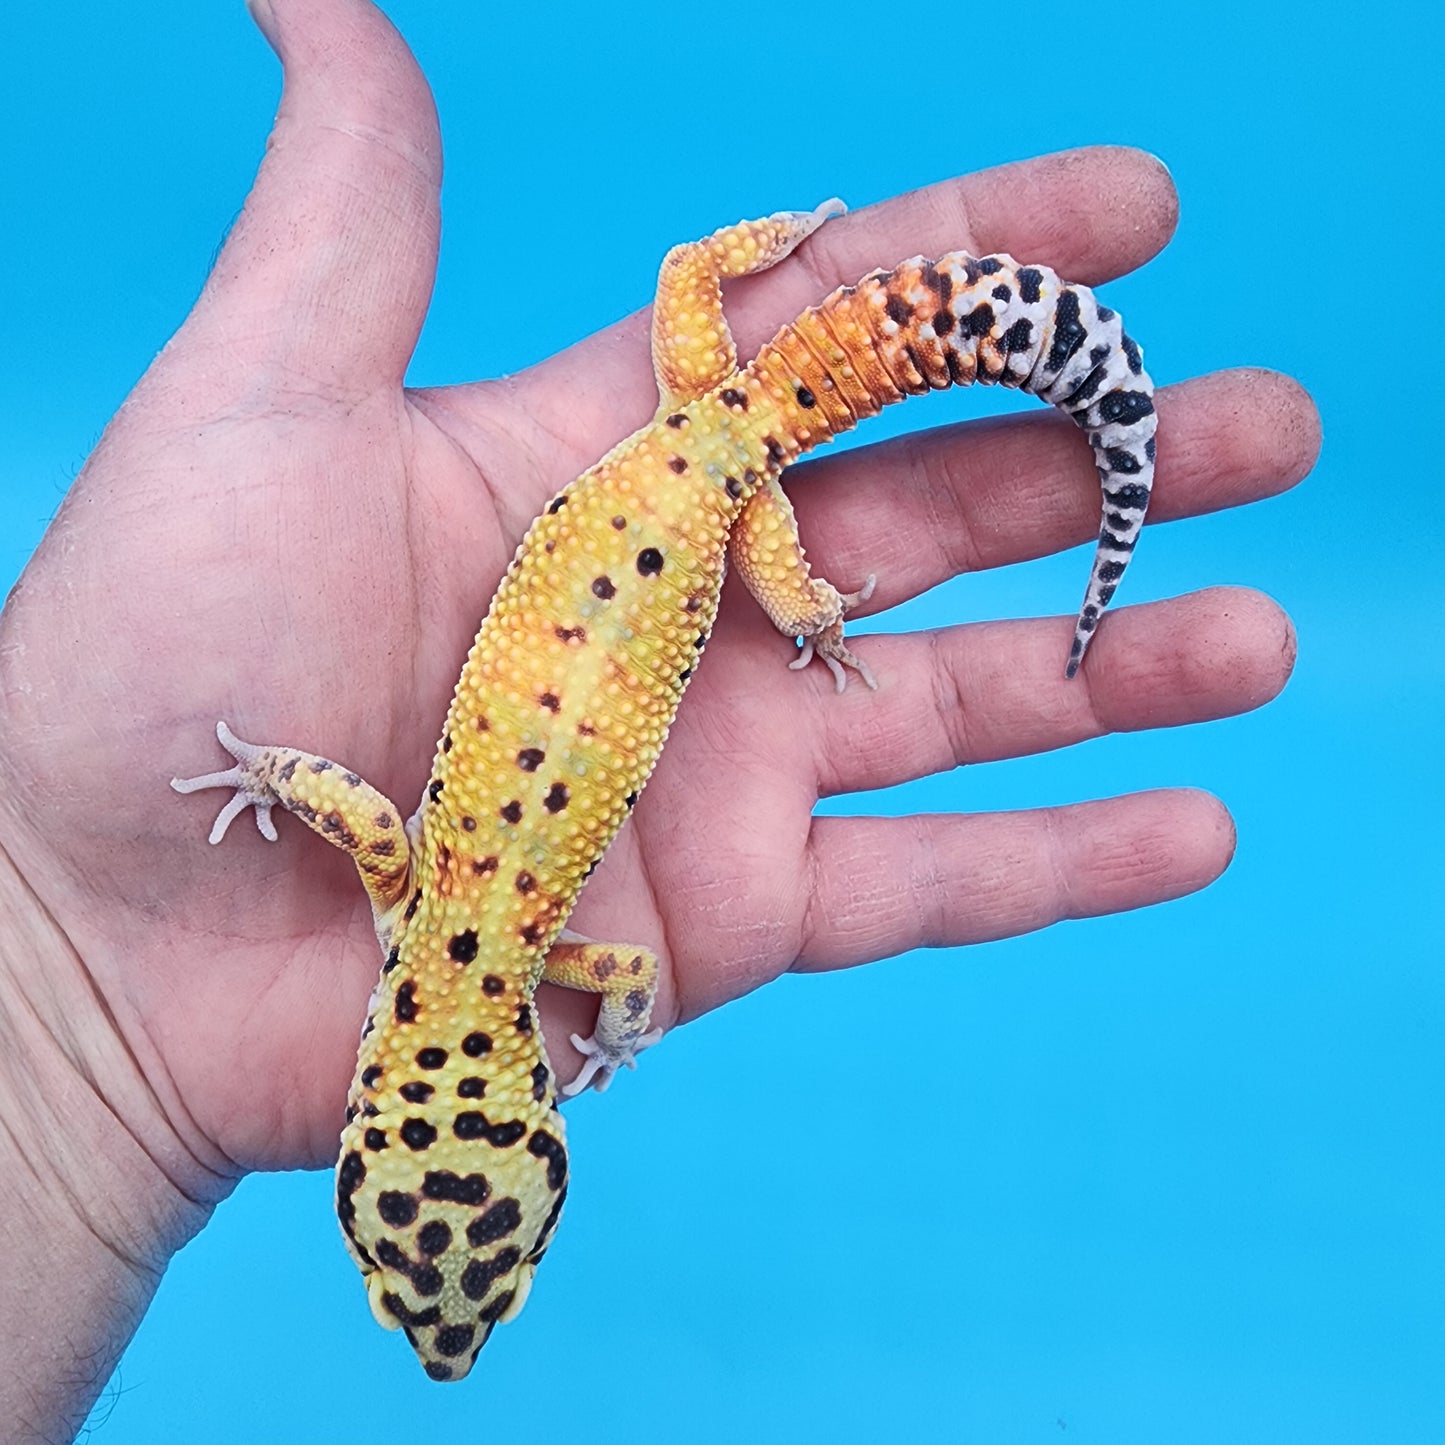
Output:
[
  {"xmin": 382, "ymin": 1291, "xmax": 442, "ymax": 1329},
  {"xmin": 554, "ymin": 625, "xmax": 586, "ymax": 643},
  {"xmin": 514, "ymin": 1002, "xmax": 534, "ymax": 1035},
  {"xmin": 991, "ymin": 283, "xmax": 1013, "ymax": 303},
  {"xmin": 278, "ymin": 758, "xmax": 297, "ymax": 783},
  {"xmin": 422, "ymin": 1170, "xmax": 490, "ymax": 1206},
  {"xmin": 481, "ymin": 974, "xmax": 505, "ymax": 996},
  {"xmin": 796, "ymin": 385, "xmax": 816, "ymax": 408},
  {"xmin": 667, "ymin": 456, "xmax": 688, "ymax": 474},
  {"xmin": 885, "ymin": 294, "xmax": 912, "ymax": 326},
  {"xmin": 1017, "ymin": 267, "xmax": 1044, "ymax": 303},
  {"xmin": 449, "ymin": 930, "xmax": 479, "ymax": 964},
  {"xmin": 362, "ymin": 1065, "xmax": 383, "ymax": 1088},
  {"xmin": 515, "ymin": 872, "xmax": 536, "ymax": 894},
  {"xmin": 309, "ymin": 759, "xmax": 332, "ymax": 774},
  {"xmin": 461, "ymin": 1246, "xmax": 522, "ymax": 1300},
  {"xmin": 404, "ymin": 890, "xmax": 422, "ymax": 922},
  {"xmin": 374, "ymin": 810, "xmax": 393, "ymax": 829},
  {"xmin": 679, "ymin": 666, "xmax": 692, "ymax": 682},
  {"xmin": 719, "ymin": 387, "xmax": 748, "ymax": 409},
  {"xmin": 472, "ymin": 856, "xmax": 497, "ymax": 876},
  {"xmin": 919, "ymin": 261, "xmax": 952, "ymax": 304},
  {"xmin": 364, "ymin": 1128, "xmax": 388, "ymax": 1151},
  {"xmin": 466, "ymin": 1198, "xmax": 523, "ymax": 1248},
  {"xmin": 725, "ymin": 476, "xmax": 743, "ymax": 499},
  {"xmin": 976, "ymin": 257, "xmax": 1003, "ymax": 275},
  {"xmin": 338, "ymin": 1150, "xmax": 366, "ymax": 1202},
  {"xmin": 531, "ymin": 1062, "xmax": 550, "ymax": 1100},
  {"xmin": 625, "ymin": 988, "xmax": 648, "ymax": 1019},
  {"xmin": 1047, "ymin": 290, "xmax": 1086, "ymax": 371},
  {"xmin": 1097, "ymin": 390, "xmax": 1155, "ymax": 426},
  {"xmin": 637, "ymin": 547, "xmax": 664, "ymax": 576},
  {"xmin": 611, "ymin": 515, "xmax": 627, "ymax": 530},
  {"xmin": 1121, "ymin": 334, "xmax": 1143, "ymax": 374},
  {"xmin": 461, "ymin": 1031, "xmax": 492, "ymax": 1057},
  {"xmin": 480, "ymin": 1290, "xmax": 516, "ymax": 1326},
  {"xmin": 764, "ymin": 436, "xmax": 786, "ymax": 464},
  {"xmin": 457, "ymin": 1076, "xmax": 486, "ymax": 1098},
  {"xmin": 500, "ymin": 800, "xmax": 523, "ymax": 824},
  {"xmin": 960, "ymin": 302, "xmax": 996, "ymax": 338},
  {"xmin": 454, "ymin": 1112, "xmax": 528, "ymax": 1147},
  {"xmin": 371, "ymin": 838, "xmax": 395, "ymax": 856},
  {"xmin": 539, "ymin": 692, "xmax": 560, "ymax": 712},
  {"xmin": 517, "ymin": 748, "xmax": 545, "ymax": 772},
  {"xmin": 383, "ymin": 946, "xmax": 399, "ymax": 975},
  {"xmin": 400, "ymin": 1081, "xmax": 435, "ymax": 1105},
  {"xmin": 665, "ymin": 412, "xmax": 687, "ymax": 427},
  {"xmin": 377, "ymin": 1190, "xmax": 418, "ymax": 1227},
  {"xmin": 1105, "ymin": 482, "xmax": 1151, "ymax": 509},
  {"xmin": 415, "ymin": 1046, "xmax": 447, "ymax": 1070},
  {"xmin": 527, "ymin": 1129, "xmax": 568, "ymax": 1190},
  {"xmin": 417, "ymin": 1220, "xmax": 453, "ymax": 1256},
  {"xmin": 685, "ymin": 592, "xmax": 705, "ymax": 613},
  {"xmin": 1001, "ymin": 318, "xmax": 1034, "ymax": 353},
  {"xmin": 1144, "ymin": 436, "xmax": 1157, "ymax": 463},
  {"xmin": 1104, "ymin": 447, "xmax": 1143, "ymax": 475},
  {"xmin": 434, "ymin": 1322, "xmax": 475, "ymax": 1357},
  {"xmin": 544, "ymin": 783, "xmax": 570, "ymax": 813},
  {"xmin": 592, "ymin": 575, "xmax": 616, "ymax": 600},
  {"xmin": 395, "ymin": 981, "xmax": 419, "ymax": 1024},
  {"xmin": 546, "ymin": 493, "xmax": 567, "ymax": 514},
  {"xmin": 932, "ymin": 308, "xmax": 956, "ymax": 336},
  {"xmin": 400, "ymin": 1118, "xmax": 438, "ymax": 1151},
  {"xmin": 424, "ymin": 1361, "xmax": 454, "ymax": 1382},
  {"xmin": 624, "ymin": 791, "xmax": 639, "ymax": 809},
  {"xmin": 428, "ymin": 780, "xmax": 444, "ymax": 803},
  {"xmin": 1097, "ymin": 559, "xmax": 1127, "ymax": 584}
]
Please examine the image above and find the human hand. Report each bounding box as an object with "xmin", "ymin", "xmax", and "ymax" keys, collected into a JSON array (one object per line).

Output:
[{"xmin": 0, "ymin": 0, "xmax": 1314, "ymax": 1433}]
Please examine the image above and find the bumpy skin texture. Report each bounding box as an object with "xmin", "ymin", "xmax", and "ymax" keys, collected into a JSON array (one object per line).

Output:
[{"xmin": 172, "ymin": 203, "xmax": 1155, "ymax": 1381}]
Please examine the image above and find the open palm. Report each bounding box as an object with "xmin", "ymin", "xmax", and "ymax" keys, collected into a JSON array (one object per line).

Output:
[{"xmin": 0, "ymin": 0, "xmax": 1315, "ymax": 1209}]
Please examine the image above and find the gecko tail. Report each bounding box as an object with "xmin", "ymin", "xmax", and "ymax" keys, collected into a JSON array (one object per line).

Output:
[
  {"xmin": 1025, "ymin": 282, "xmax": 1157, "ymax": 679},
  {"xmin": 747, "ymin": 252, "xmax": 1156, "ymax": 677}
]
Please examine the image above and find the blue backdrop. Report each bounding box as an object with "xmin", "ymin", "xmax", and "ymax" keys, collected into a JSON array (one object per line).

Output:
[{"xmin": 6, "ymin": 2, "xmax": 1441, "ymax": 1440}]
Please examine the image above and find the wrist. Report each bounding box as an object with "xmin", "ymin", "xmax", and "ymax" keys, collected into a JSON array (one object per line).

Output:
[{"xmin": 0, "ymin": 835, "xmax": 223, "ymax": 1441}]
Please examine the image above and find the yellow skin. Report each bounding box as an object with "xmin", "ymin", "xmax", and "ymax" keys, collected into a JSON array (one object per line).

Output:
[{"xmin": 173, "ymin": 202, "xmax": 1156, "ymax": 1380}]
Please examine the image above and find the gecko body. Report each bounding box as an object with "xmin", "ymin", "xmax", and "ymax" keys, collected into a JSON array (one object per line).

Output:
[{"xmin": 172, "ymin": 202, "xmax": 1155, "ymax": 1380}]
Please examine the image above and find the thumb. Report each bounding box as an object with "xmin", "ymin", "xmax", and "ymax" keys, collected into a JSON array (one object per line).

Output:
[{"xmin": 175, "ymin": 0, "xmax": 441, "ymax": 394}]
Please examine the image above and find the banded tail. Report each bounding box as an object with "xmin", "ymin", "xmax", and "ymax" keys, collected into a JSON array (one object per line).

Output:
[{"xmin": 745, "ymin": 252, "xmax": 1156, "ymax": 675}]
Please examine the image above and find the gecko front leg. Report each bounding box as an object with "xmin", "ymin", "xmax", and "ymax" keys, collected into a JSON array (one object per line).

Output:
[
  {"xmin": 543, "ymin": 938, "xmax": 662, "ymax": 1095},
  {"xmin": 171, "ymin": 720, "xmax": 413, "ymax": 919}
]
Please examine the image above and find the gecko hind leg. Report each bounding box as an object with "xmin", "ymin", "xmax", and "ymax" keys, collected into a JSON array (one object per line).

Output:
[
  {"xmin": 731, "ymin": 477, "xmax": 879, "ymax": 691},
  {"xmin": 543, "ymin": 939, "xmax": 662, "ymax": 1095},
  {"xmin": 171, "ymin": 719, "xmax": 412, "ymax": 917}
]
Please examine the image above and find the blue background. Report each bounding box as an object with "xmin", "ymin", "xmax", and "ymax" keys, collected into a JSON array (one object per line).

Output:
[{"xmin": 6, "ymin": 2, "xmax": 1441, "ymax": 1440}]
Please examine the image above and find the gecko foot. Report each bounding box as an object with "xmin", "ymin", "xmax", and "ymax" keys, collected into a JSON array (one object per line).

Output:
[
  {"xmin": 790, "ymin": 574, "xmax": 878, "ymax": 692},
  {"xmin": 563, "ymin": 1027, "xmax": 664, "ymax": 1096},
  {"xmin": 170, "ymin": 720, "xmax": 280, "ymax": 844}
]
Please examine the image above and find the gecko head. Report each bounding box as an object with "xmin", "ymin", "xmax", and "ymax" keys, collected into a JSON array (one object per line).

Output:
[{"xmin": 337, "ymin": 1134, "xmax": 567, "ymax": 1381}]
